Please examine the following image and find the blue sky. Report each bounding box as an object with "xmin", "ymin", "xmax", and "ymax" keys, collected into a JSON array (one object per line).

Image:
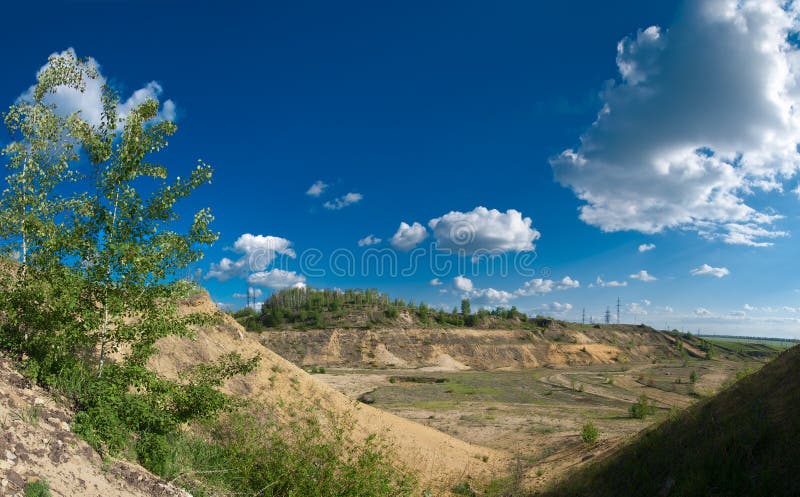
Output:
[{"xmin": 2, "ymin": 1, "xmax": 799, "ymax": 337}]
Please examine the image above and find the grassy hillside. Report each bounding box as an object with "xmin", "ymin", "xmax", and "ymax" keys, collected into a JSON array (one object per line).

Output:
[{"xmin": 540, "ymin": 345, "xmax": 800, "ymax": 497}]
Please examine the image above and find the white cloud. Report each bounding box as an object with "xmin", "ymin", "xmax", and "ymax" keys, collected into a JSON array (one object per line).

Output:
[
  {"xmin": 743, "ymin": 304, "xmax": 755, "ymax": 311},
  {"xmin": 306, "ymin": 180, "xmax": 328, "ymax": 197},
  {"xmin": 428, "ymin": 206, "xmax": 540, "ymax": 255},
  {"xmin": 471, "ymin": 288, "xmax": 515, "ymax": 305},
  {"xmin": 690, "ymin": 264, "xmax": 730, "ymax": 278},
  {"xmin": 451, "ymin": 276, "xmax": 515, "ymax": 305},
  {"xmin": 551, "ymin": 1, "xmax": 800, "ymax": 247},
  {"xmin": 535, "ymin": 302, "xmax": 573, "ymax": 315},
  {"xmin": 516, "ymin": 278, "xmax": 554, "ymax": 296},
  {"xmin": 595, "ymin": 276, "xmax": 628, "ymax": 288},
  {"xmin": 22, "ymin": 48, "xmax": 175, "ymax": 127},
  {"xmin": 357, "ymin": 234, "xmax": 382, "ymax": 247},
  {"xmin": 323, "ymin": 192, "xmax": 363, "ymax": 210},
  {"xmin": 232, "ymin": 288, "xmax": 264, "ymax": 299},
  {"xmin": 557, "ymin": 276, "xmax": 581, "ymax": 290},
  {"xmin": 429, "ymin": 278, "xmax": 443, "ymax": 286},
  {"xmin": 206, "ymin": 234, "xmax": 296, "ymax": 282},
  {"xmin": 638, "ymin": 243, "xmax": 656, "ymax": 252},
  {"xmin": 627, "ymin": 302, "xmax": 649, "ymax": 316},
  {"xmin": 390, "ymin": 221, "xmax": 428, "ymax": 250},
  {"xmin": 515, "ymin": 276, "xmax": 579, "ymax": 296},
  {"xmin": 695, "ymin": 307, "xmax": 712, "ymax": 317},
  {"xmin": 630, "ymin": 269, "xmax": 657, "ymax": 282},
  {"xmin": 247, "ymin": 269, "xmax": 306, "ymax": 290},
  {"xmin": 453, "ymin": 276, "xmax": 474, "ymax": 292}
]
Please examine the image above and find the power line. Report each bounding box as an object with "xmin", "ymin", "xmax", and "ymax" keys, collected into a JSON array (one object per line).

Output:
[{"xmin": 616, "ymin": 297, "xmax": 621, "ymax": 324}]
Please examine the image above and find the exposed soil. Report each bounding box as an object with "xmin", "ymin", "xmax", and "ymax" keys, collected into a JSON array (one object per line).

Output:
[{"xmin": 0, "ymin": 355, "xmax": 190, "ymax": 497}]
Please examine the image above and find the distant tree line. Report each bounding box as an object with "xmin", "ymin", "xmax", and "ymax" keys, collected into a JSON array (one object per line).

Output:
[{"xmin": 234, "ymin": 287, "xmax": 542, "ymax": 330}]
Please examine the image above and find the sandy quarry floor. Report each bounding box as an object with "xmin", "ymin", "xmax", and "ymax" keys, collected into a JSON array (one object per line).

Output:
[{"xmin": 315, "ymin": 356, "xmax": 761, "ymax": 490}]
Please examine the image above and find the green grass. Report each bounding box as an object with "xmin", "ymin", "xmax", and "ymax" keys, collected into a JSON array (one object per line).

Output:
[
  {"xmin": 703, "ymin": 336, "xmax": 797, "ymax": 351},
  {"xmin": 24, "ymin": 480, "xmax": 52, "ymax": 497},
  {"xmin": 157, "ymin": 408, "xmax": 416, "ymax": 497}
]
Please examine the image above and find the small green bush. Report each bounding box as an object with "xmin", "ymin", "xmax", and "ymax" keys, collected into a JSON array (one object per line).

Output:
[
  {"xmin": 24, "ymin": 479, "xmax": 52, "ymax": 497},
  {"xmin": 581, "ymin": 421, "xmax": 599, "ymax": 445},
  {"xmin": 630, "ymin": 394, "xmax": 655, "ymax": 419}
]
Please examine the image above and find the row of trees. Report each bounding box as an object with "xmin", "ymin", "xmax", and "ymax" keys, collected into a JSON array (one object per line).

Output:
[{"xmin": 252, "ymin": 286, "xmax": 533, "ymax": 330}]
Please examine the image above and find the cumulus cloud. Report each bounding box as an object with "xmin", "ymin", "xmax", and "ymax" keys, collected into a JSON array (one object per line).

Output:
[
  {"xmin": 357, "ymin": 234, "xmax": 381, "ymax": 247},
  {"xmin": 471, "ymin": 288, "xmax": 516, "ymax": 305},
  {"xmin": 429, "ymin": 278, "xmax": 443, "ymax": 286},
  {"xmin": 390, "ymin": 221, "xmax": 428, "ymax": 250},
  {"xmin": 206, "ymin": 234, "xmax": 296, "ymax": 282},
  {"xmin": 627, "ymin": 302, "xmax": 649, "ymax": 316},
  {"xmin": 453, "ymin": 275, "xmax": 474, "ymax": 292},
  {"xmin": 247, "ymin": 269, "xmax": 306, "ymax": 290},
  {"xmin": 22, "ymin": 48, "xmax": 175, "ymax": 127},
  {"xmin": 306, "ymin": 180, "xmax": 328, "ymax": 197},
  {"xmin": 594, "ymin": 276, "xmax": 628, "ymax": 288},
  {"xmin": 451, "ymin": 276, "xmax": 516, "ymax": 305},
  {"xmin": 535, "ymin": 302, "xmax": 573, "ymax": 315},
  {"xmin": 690, "ymin": 264, "xmax": 730, "ymax": 278},
  {"xmin": 638, "ymin": 243, "xmax": 656, "ymax": 252},
  {"xmin": 630, "ymin": 269, "xmax": 657, "ymax": 282},
  {"xmin": 428, "ymin": 207, "xmax": 540, "ymax": 255},
  {"xmin": 694, "ymin": 307, "xmax": 712, "ymax": 317},
  {"xmin": 515, "ymin": 276, "xmax": 580, "ymax": 296},
  {"xmin": 551, "ymin": 1, "xmax": 800, "ymax": 246},
  {"xmin": 323, "ymin": 192, "xmax": 363, "ymax": 210},
  {"xmin": 743, "ymin": 304, "xmax": 755, "ymax": 311}
]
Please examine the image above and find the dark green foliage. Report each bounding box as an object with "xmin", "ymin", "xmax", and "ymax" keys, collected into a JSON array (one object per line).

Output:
[
  {"xmin": 257, "ymin": 287, "xmax": 534, "ymax": 330},
  {"xmin": 232, "ymin": 306, "xmax": 264, "ymax": 331},
  {"xmin": 581, "ymin": 421, "xmax": 599, "ymax": 445},
  {"xmin": 629, "ymin": 394, "xmax": 655, "ymax": 419}
]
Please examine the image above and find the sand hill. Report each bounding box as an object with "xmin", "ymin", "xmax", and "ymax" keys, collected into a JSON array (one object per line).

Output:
[
  {"xmin": 260, "ymin": 323, "xmax": 702, "ymax": 371},
  {"xmin": 148, "ymin": 292, "xmax": 506, "ymax": 491}
]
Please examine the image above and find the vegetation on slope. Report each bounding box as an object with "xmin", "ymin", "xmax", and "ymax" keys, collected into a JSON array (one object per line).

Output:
[
  {"xmin": 241, "ymin": 286, "xmax": 549, "ymax": 331},
  {"xmin": 541, "ymin": 345, "xmax": 800, "ymax": 497}
]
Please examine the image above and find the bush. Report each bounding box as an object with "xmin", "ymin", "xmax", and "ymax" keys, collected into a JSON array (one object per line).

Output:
[
  {"xmin": 24, "ymin": 480, "xmax": 52, "ymax": 497},
  {"xmin": 581, "ymin": 421, "xmax": 599, "ymax": 445},
  {"xmin": 164, "ymin": 407, "xmax": 416, "ymax": 497},
  {"xmin": 630, "ymin": 394, "xmax": 655, "ymax": 419}
]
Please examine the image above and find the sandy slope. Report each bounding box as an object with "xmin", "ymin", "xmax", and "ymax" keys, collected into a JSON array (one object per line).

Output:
[
  {"xmin": 148, "ymin": 292, "xmax": 507, "ymax": 490},
  {"xmin": 0, "ymin": 356, "xmax": 189, "ymax": 497}
]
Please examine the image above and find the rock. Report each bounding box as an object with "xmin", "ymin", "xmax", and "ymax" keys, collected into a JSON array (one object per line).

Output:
[
  {"xmin": 5, "ymin": 470, "xmax": 24, "ymax": 489},
  {"xmin": 357, "ymin": 392, "xmax": 375, "ymax": 404}
]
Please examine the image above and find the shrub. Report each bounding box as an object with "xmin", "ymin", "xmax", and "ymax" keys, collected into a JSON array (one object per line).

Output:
[
  {"xmin": 24, "ymin": 480, "xmax": 52, "ymax": 497},
  {"xmin": 630, "ymin": 394, "xmax": 655, "ymax": 419},
  {"xmin": 164, "ymin": 407, "xmax": 416, "ymax": 497},
  {"xmin": 581, "ymin": 421, "xmax": 599, "ymax": 445}
]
